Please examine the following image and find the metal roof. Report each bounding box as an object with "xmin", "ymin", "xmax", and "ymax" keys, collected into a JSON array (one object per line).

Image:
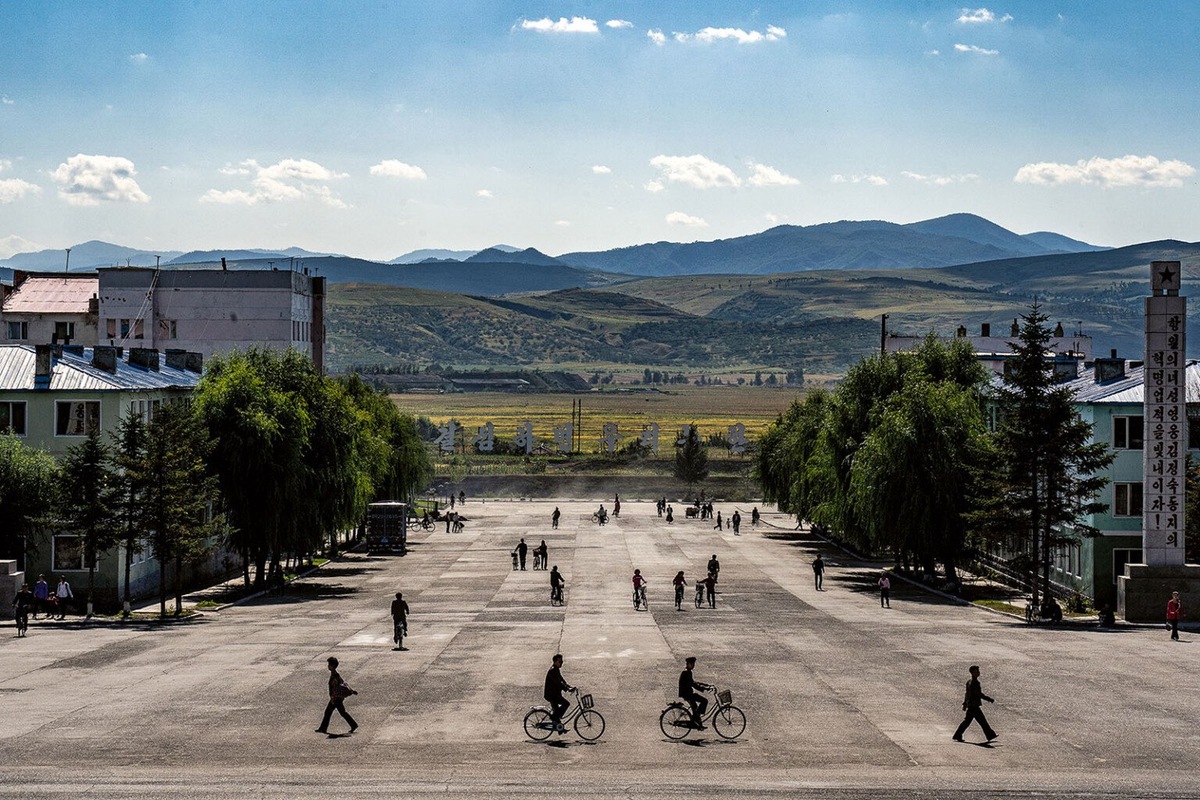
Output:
[
  {"xmin": 1, "ymin": 275, "xmax": 98, "ymax": 314},
  {"xmin": 0, "ymin": 345, "xmax": 200, "ymax": 392},
  {"xmin": 1065, "ymin": 360, "xmax": 1200, "ymax": 405}
]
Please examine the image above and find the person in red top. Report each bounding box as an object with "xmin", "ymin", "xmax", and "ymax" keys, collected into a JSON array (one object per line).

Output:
[
  {"xmin": 1167, "ymin": 591, "xmax": 1182, "ymax": 641},
  {"xmin": 632, "ymin": 569, "xmax": 647, "ymax": 609}
]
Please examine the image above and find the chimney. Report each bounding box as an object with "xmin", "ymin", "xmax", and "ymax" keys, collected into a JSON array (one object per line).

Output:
[
  {"xmin": 63, "ymin": 344, "xmax": 84, "ymax": 357},
  {"xmin": 981, "ymin": 323, "xmax": 991, "ymax": 337},
  {"xmin": 129, "ymin": 347, "xmax": 160, "ymax": 371},
  {"xmin": 1093, "ymin": 350, "xmax": 1126, "ymax": 383},
  {"xmin": 1011, "ymin": 319, "xmax": 1019, "ymax": 336},
  {"xmin": 956, "ymin": 325, "xmax": 967, "ymax": 338},
  {"xmin": 92, "ymin": 345, "xmax": 119, "ymax": 373},
  {"xmin": 164, "ymin": 348, "xmax": 201, "ymax": 372},
  {"xmin": 34, "ymin": 344, "xmax": 53, "ymax": 380},
  {"xmin": 1053, "ymin": 321, "xmax": 1064, "ymax": 337},
  {"xmin": 221, "ymin": 257, "xmax": 227, "ymax": 271}
]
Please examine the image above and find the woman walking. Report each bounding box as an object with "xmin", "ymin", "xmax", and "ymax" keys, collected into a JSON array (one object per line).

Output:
[
  {"xmin": 1167, "ymin": 591, "xmax": 1182, "ymax": 641},
  {"xmin": 315, "ymin": 657, "xmax": 358, "ymax": 735}
]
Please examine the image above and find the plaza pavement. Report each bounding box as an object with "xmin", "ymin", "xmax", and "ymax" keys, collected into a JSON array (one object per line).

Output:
[{"xmin": 0, "ymin": 499, "xmax": 1197, "ymax": 799}]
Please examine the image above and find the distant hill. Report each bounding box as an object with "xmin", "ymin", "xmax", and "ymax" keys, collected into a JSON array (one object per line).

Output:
[
  {"xmin": 464, "ymin": 247, "xmax": 564, "ymax": 266},
  {"xmin": 298, "ymin": 256, "xmax": 623, "ymax": 295},
  {"xmin": 558, "ymin": 214, "xmax": 1106, "ymax": 277},
  {"xmin": 389, "ymin": 244, "xmax": 520, "ymax": 264},
  {"xmin": 0, "ymin": 240, "xmax": 184, "ymax": 271},
  {"xmin": 168, "ymin": 247, "xmax": 336, "ymax": 264},
  {"xmin": 1021, "ymin": 231, "xmax": 1110, "ymax": 253}
]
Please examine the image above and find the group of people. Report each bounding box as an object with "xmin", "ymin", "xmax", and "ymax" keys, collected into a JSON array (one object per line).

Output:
[
  {"xmin": 512, "ymin": 538, "xmax": 549, "ymax": 571},
  {"xmin": 668, "ymin": 554, "xmax": 721, "ymax": 610},
  {"xmin": 11, "ymin": 575, "xmax": 74, "ymax": 632}
]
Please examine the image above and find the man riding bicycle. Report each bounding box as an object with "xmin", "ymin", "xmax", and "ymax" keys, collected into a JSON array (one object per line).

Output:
[
  {"xmin": 550, "ymin": 566, "xmax": 565, "ymax": 605},
  {"xmin": 678, "ymin": 656, "xmax": 712, "ymax": 729},
  {"xmin": 391, "ymin": 592, "xmax": 409, "ymax": 648},
  {"xmin": 672, "ymin": 571, "xmax": 687, "ymax": 610},
  {"xmin": 12, "ymin": 582, "xmax": 33, "ymax": 637},
  {"xmin": 632, "ymin": 569, "xmax": 647, "ymax": 608},
  {"xmin": 544, "ymin": 653, "xmax": 576, "ymax": 733}
]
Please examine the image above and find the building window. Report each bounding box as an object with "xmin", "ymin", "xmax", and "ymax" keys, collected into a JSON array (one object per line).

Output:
[
  {"xmin": 1113, "ymin": 483, "xmax": 1143, "ymax": 517},
  {"xmin": 106, "ymin": 319, "xmax": 117, "ymax": 338},
  {"xmin": 133, "ymin": 319, "xmax": 144, "ymax": 339},
  {"xmin": 7, "ymin": 321, "xmax": 29, "ymax": 340},
  {"xmin": 120, "ymin": 319, "xmax": 131, "ymax": 337},
  {"xmin": 52, "ymin": 534, "xmax": 94, "ymax": 571},
  {"xmin": 53, "ymin": 321, "xmax": 75, "ymax": 341},
  {"xmin": 55, "ymin": 400, "xmax": 100, "ymax": 436},
  {"xmin": 0, "ymin": 401, "xmax": 27, "ymax": 435},
  {"xmin": 1113, "ymin": 416, "xmax": 1144, "ymax": 449},
  {"xmin": 158, "ymin": 319, "xmax": 178, "ymax": 339}
]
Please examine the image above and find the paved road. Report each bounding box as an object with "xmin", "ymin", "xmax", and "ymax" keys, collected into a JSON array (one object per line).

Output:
[{"xmin": 0, "ymin": 500, "xmax": 1196, "ymax": 799}]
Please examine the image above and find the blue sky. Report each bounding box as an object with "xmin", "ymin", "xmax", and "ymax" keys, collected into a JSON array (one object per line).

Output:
[{"xmin": 1, "ymin": 1, "xmax": 1197, "ymax": 260}]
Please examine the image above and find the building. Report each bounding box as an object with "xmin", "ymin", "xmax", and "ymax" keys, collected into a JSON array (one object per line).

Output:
[
  {"xmin": 0, "ymin": 273, "xmax": 99, "ymax": 347},
  {"xmin": 1044, "ymin": 357, "xmax": 1200, "ymax": 608},
  {"xmin": 0, "ymin": 343, "xmax": 233, "ymax": 608},
  {"xmin": 2, "ymin": 265, "xmax": 326, "ymax": 372},
  {"xmin": 887, "ymin": 320, "xmax": 1093, "ymax": 378}
]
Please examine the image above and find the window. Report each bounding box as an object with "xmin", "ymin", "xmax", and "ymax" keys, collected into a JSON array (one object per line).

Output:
[
  {"xmin": 7, "ymin": 321, "xmax": 28, "ymax": 340},
  {"xmin": 120, "ymin": 319, "xmax": 131, "ymax": 338},
  {"xmin": 1113, "ymin": 416, "xmax": 1144, "ymax": 449},
  {"xmin": 133, "ymin": 319, "xmax": 144, "ymax": 339},
  {"xmin": 106, "ymin": 319, "xmax": 117, "ymax": 338},
  {"xmin": 158, "ymin": 318, "xmax": 177, "ymax": 339},
  {"xmin": 54, "ymin": 321, "xmax": 75, "ymax": 341},
  {"xmin": 0, "ymin": 401, "xmax": 27, "ymax": 435},
  {"xmin": 55, "ymin": 400, "xmax": 100, "ymax": 436},
  {"xmin": 52, "ymin": 535, "xmax": 94, "ymax": 571},
  {"xmin": 1114, "ymin": 483, "xmax": 1143, "ymax": 517}
]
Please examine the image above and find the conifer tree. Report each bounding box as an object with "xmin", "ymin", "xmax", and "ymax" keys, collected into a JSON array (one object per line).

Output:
[
  {"xmin": 674, "ymin": 423, "xmax": 709, "ymax": 490},
  {"xmin": 57, "ymin": 430, "xmax": 116, "ymax": 617}
]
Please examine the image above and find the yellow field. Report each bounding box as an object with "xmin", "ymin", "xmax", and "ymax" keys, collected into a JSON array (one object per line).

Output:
[{"xmin": 390, "ymin": 385, "xmax": 804, "ymax": 444}]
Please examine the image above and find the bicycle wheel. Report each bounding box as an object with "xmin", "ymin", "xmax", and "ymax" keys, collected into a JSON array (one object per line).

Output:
[
  {"xmin": 713, "ymin": 705, "xmax": 746, "ymax": 740},
  {"xmin": 574, "ymin": 709, "xmax": 605, "ymax": 741},
  {"xmin": 524, "ymin": 708, "xmax": 554, "ymax": 741},
  {"xmin": 394, "ymin": 624, "xmax": 404, "ymax": 649},
  {"xmin": 659, "ymin": 706, "xmax": 692, "ymax": 740}
]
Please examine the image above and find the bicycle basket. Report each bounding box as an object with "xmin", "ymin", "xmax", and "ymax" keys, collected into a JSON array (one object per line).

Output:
[
  {"xmin": 717, "ymin": 689, "xmax": 732, "ymax": 707},
  {"xmin": 580, "ymin": 694, "xmax": 594, "ymax": 710}
]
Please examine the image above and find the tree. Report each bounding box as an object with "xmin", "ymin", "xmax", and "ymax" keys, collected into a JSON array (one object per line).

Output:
[
  {"xmin": 0, "ymin": 435, "xmax": 60, "ymax": 561},
  {"xmin": 674, "ymin": 423, "xmax": 709, "ymax": 489},
  {"xmin": 143, "ymin": 402, "xmax": 219, "ymax": 616},
  {"xmin": 57, "ymin": 431, "xmax": 117, "ymax": 617},
  {"xmin": 972, "ymin": 304, "xmax": 1114, "ymax": 602},
  {"xmin": 110, "ymin": 413, "xmax": 149, "ymax": 616}
]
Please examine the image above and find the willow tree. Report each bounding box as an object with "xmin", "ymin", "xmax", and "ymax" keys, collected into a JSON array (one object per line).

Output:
[{"xmin": 0, "ymin": 436, "xmax": 60, "ymax": 561}]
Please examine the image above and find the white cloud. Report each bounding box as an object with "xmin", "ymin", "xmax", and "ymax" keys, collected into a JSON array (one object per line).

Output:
[
  {"xmin": 748, "ymin": 163, "xmax": 800, "ymax": 187},
  {"xmin": 901, "ymin": 170, "xmax": 979, "ymax": 185},
  {"xmin": 591, "ymin": 165, "xmax": 611, "ymax": 174},
  {"xmin": 765, "ymin": 213, "xmax": 784, "ymax": 224},
  {"xmin": 644, "ymin": 179, "xmax": 665, "ymax": 193},
  {"xmin": 666, "ymin": 211, "xmax": 707, "ymax": 227},
  {"xmin": 0, "ymin": 177, "xmax": 40, "ymax": 203},
  {"xmin": 956, "ymin": 8, "xmax": 1012, "ymax": 24},
  {"xmin": 519, "ymin": 16, "xmax": 599, "ymax": 34},
  {"xmin": 129, "ymin": 52, "xmax": 150, "ymax": 64},
  {"xmin": 370, "ymin": 159, "xmax": 428, "ymax": 180},
  {"xmin": 605, "ymin": 19, "xmax": 632, "ymax": 29},
  {"xmin": 1014, "ymin": 154, "xmax": 1196, "ymax": 188},
  {"xmin": 51, "ymin": 154, "xmax": 150, "ymax": 206},
  {"xmin": 674, "ymin": 25, "xmax": 786, "ymax": 44},
  {"xmin": 926, "ymin": 49, "xmax": 941, "ymax": 56},
  {"xmin": 476, "ymin": 189, "xmax": 494, "ymax": 198},
  {"xmin": 555, "ymin": 219, "xmax": 571, "ymax": 226},
  {"xmin": 200, "ymin": 157, "xmax": 348, "ymax": 208},
  {"xmin": 1, "ymin": 96, "xmax": 13, "ymax": 105},
  {"xmin": 830, "ymin": 173, "xmax": 889, "ymax": 186},
  {"xmin": 0, "ymin": 234, "xmax": 42, "ymax": 259},
  {"xmin": 954, "ymin": 43, "xmax": 999, "ymax": 55},
  {"xmin": 650, "ymin": 154, "xmax": 741, "ymax": 189},
  {"xmin": 647, "ymin": 29, "xmax": 666, "ymax": 45}
]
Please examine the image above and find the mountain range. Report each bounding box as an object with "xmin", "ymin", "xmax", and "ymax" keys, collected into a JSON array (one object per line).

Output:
[{"xmin": 1, "ymin": 214, "xmax": 1108, "ymax": 283}]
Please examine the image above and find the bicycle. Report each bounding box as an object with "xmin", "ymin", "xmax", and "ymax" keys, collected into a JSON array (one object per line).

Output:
[
  {"xmin": 659, "ymin": 685, "xmax": 747, "ymax": 741},
  {"xmin": 393, "ymin": 619, "xmax": 407, "ymax": 650},
  {"xmin": 524, "ymin": 688, "xmax": 605, "ymax": 741},
  {"xmin": 416, "ymin": 517, "xmax": 435, "ymax": 531},
  {"xmin": 591, "ymin": 512, "xmax": 608, "ymax": 525},
  {"xmin": 674, "ymin": 584, "xmax": 684, "ymax": 611},
  {"xmin": 550, "ymin": 585, "xmax": 566, "ymax": 606},
  {"xmin": 14, "ymin": 608, "xmax": 29, "ymax": 638},
  {"xmin": 694, "ymin": 583, "xmax": 705, "ymax": 608},
  {"xmin": 633, "ymin": 585, "xmax": 648, "ymax": 611}
]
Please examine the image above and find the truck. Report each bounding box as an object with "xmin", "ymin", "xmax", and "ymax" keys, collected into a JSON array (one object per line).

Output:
[{"xmin": 366, "ymin": 502, "xmax": 407, "ymax": 555}]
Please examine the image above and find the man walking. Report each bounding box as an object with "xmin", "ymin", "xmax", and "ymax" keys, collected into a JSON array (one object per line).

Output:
[
  {"xmin": 731, "ymin": 510, "xmax": 741, "ymax": 535},
  {"xmin": 315, "ymin": 657, "xmax": 358, "ymax": 735},
  {"xmin": 952, "ymin": 665, "xmax": 997, "ymax": 743},
  {"xmin": 517, "ymin": 538, "xmax": 528, "ymax": 571},
  {"xmin": 55, "ymin": 576, "xmax": 73, "ymax": 620},
  {"xmin": 551, "ymin": 507, "xmax": 561, "ymax": 529},
  {"xmin": 714, "ymin": 510, "xmax": 723, "ymax": 531},
  {"xmin": 812, "ymin": 555, "xmax": 825, "ymax": 591},
  {"xmin": 878, "ymin": 572, "xmax": 891, "ymax": 608},
  {"xmin": 1167, "ymin": 591, "xmax": 1182, "ymax": 641},
  {"xmin": 544, "ymin": 653, "xmax": 575, "ymax": 733},
  {"xmin": 32, "ymin": 574, "xmax": 49, "ymax": 619},
  {"xmin": 391, "ymin": 592, "xmax": 409, "ymax": 651}
]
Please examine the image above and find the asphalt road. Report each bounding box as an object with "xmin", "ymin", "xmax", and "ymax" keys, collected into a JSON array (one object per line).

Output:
[{"xmin": 0, "ymin": 500, "xmax": 1196, "ymax": 799}]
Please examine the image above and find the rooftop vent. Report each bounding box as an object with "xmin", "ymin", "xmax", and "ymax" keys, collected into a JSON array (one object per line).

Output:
[
  {"xmin": 1093, "ymin": 350, "xmax": 1126, "ymax": 383},
  {"xmin": 164, "ymin": 349, "xmax": 203, "ymax": 373},
  {"xmin": 128, "ymin": 347, "xmax": 160, "ymax": 371},
  {"xmin": 92, "ymin": 346, "xmax": 119, "ymax": 373}
]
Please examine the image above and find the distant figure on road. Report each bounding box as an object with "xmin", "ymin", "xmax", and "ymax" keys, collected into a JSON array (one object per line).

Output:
[
  {"xmin": 714, "ymin": 511, "xmax": 723, "ymax": 531},
  {"xmin": 391, "ymin": 592, "xmax": 409, "ymax": 650},
  {"xmin": 458, "ymin": 490, "xmax": 465, "ymax": 506},
  {"xmin": 316, "ymin": 657, "xmax": 358, "ymax": 735},
  {"xmin": 812, "ymin": 555, "xmax": 825, "ymax": 591},
  {"xmin": 544, "ymin": 653, "xmax": 575, "ymax": 733},
  {"xmin": 551, "ymin": 507, "xmax": 561, "ymax": 529},
  {"xmin": 678, "ymin": 656, "xmax": 712, "ymax": 729},
  {"xmin": 445, "ymin": 511, "xmax": 453, "ymax": 533},
  {"xmin": 731, "ymin": 510, "xmax": 741, "ymax": 535},
  {"xmin": 613, "ymin": 495, "xmax": 621, "ymax": 517},
  {"xmin": 952, "ymin": 665, "xmax": 997, "ymax": 743},
  {"xmin": 707, "ymin": 554, "xmax": 720, "ymax": 582},
  {"xmin": 673, "ymin": 571, "xmax": 687, "ymax": 610},
  {"xmin": 534, "ymin": 540, "xmax": 548, "ymax": 570},
  {"xmin": 517, "ymin": 538, "xmax": 528, "ymax": 570},
  {"xmin": 449, "ymin": 494, "xmax": 455, "ymax": 510},
  {"xmin": 32, "ymin": 574, "xmax": 49, "ymax": 619},
  {"xmin": 1167, "ymin": 591, "xmax": 1182, "ymax": 641},
  {"xmin": 550, "ymin": 566, "xmax": 565, "ymax": 605},
  {"xmin": 702, "ymin": 573, "xmax": 717, "ymax": 609},
  {"xmin": 751, "ymin": 507, "xmax": 760, "ymax": 527},
  {"xmin": 878, "ymin": 572, "xmax": 891, "ymax": 608},
  {"xmin": 55, "ymin": 576, "xmax": 73, "ymax": 620},
  {"xmin": 657, "ymin": 497, "xmax": 665, "ymax": 517},
  {"xmin": 666, "ymin": 505, "xmax": 674, "ymax": 524}
]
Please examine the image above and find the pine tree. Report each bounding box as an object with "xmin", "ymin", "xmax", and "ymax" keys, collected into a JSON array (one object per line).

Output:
[
  {"xmin": 58, "ymin": 430, "xmax": 116, "ymax": 617},
  {"xmin": 110, "ymin": 413, "xmax": 149, "ymax": 616},
  {"xmin": 674, "ymin": 423, "xmax": 709, "ymax": 489}
]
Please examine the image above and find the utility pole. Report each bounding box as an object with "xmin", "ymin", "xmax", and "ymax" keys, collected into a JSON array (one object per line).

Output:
[
  {"xmin": 880, "ymin": 313, "xmax": 889, "ymax": 355},
  {"xmin": 64, "ymin": 248, "xmax": 71, "ymax": 273}
]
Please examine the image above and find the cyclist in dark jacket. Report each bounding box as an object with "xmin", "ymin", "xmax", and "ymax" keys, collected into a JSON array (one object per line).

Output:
[
  {"xmin": 678, "ymin": 656, "xmax": 711, "ymax": 728},
  {"xmin": 544, "ymin": 653, "xmax": 575, "ymax": 732}
]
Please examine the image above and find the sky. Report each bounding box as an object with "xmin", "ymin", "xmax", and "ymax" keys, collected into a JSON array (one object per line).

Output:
[{"xmin": 1, "ymin": 1, "xmax": 1198, "ymax": 261}]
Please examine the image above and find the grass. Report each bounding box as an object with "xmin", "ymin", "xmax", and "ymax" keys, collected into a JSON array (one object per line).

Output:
[{"xmin": 974, "ymin": 598, "xmax": 1026, "ymax": 616}]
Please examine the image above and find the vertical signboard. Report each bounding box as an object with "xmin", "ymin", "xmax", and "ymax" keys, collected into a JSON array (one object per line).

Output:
[{"xmin": 1143, "ymin": 260, "xmax": 1187, "ymax": 566}]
